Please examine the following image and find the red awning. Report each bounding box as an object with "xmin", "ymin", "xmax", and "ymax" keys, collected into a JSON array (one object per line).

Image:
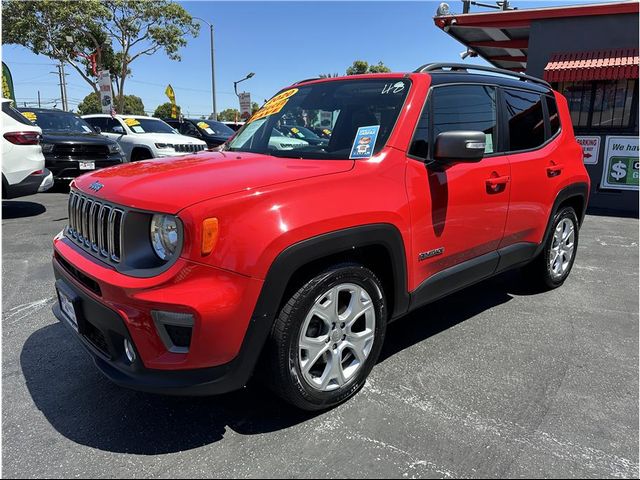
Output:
[{"xmin": 544, "ymin": 49, "xmax": 639, "ymax": 82}]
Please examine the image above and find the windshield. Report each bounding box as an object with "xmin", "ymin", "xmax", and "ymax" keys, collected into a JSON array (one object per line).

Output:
[
  {"xmin": 122, "ymin": 117, "xmax": 177, "ymax": 134},
  {"xmin": 226, "ymin": 78, "xmax": 410, "ymax": 159},
  {"xmin": 278, "ymin": 125, "xmax": 322, "ymax": 140},
  {"xmin": 194, "ymin": 120, "xmax": 234, "ymax": 136},
  {"xmin": 19, "ymin": 109, "xmax": 95, "ymax": 134}
]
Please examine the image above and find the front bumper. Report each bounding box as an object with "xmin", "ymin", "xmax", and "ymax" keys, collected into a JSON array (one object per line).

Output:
[
  {"xmin": 46, "ymin": 155, "xmax": 125, "ymax": 181},
  {"xmin": 52, "ymin": 235, "xmax": 265, "ymax": 395}
]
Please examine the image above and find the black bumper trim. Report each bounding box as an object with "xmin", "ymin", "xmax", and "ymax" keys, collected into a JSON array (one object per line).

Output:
[
  {"xmin": 52, "ymin": 258, "xmax": 251, "ymax": 396},
  {"xmin": 2, "ymin": 171, "xmax": 47, "ymax": 199}
]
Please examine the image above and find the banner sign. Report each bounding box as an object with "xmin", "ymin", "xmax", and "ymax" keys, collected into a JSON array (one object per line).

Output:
[
  {"xmin": 239, "ymin": 92, "xmax": 252, "ymax": 119},
  {"xmin": 98, "ymin": 70, "xmax": 113, "ymax": 114},
  {"xmin": 576, "ymin": 136, "xmax": 600, "ymax": 165},
  {"xmin": 2, "ymin": 62, "xmax": 15, "ymax": 105},
  {"xmin": 601, "ymin": 136, "xmax": 639, "ymax": 191},
  {"xmin": 165, "ymin": 84, "xmax": 177, "ymax": 118}
]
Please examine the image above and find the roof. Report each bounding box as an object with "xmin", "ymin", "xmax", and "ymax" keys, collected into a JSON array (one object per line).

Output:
[
  {"xmin": 544, "ymin": 48, "xmax": 639, "ymax": 82},
  {"xmin": 434, "ymin": 1, "xmax": 639, "ymax": 72}
]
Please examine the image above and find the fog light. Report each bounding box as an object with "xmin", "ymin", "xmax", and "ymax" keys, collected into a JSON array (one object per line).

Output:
[{"xmin": 124, "ymin": 338, "xmax": 136, "ymax": 363}]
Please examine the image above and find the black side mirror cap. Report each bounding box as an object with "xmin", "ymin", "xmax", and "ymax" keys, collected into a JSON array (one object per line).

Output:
[
  {"xmin": 93, "ymin": 126, "xmax": 102, "ymax": 134},
  {"xmin": 434, "ymin": 131, "xmax": 486, "ymax": 163}
]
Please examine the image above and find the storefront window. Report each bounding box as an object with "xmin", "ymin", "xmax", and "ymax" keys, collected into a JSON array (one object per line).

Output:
[{"xmin": 556, "ymin": 80, "xmax": 638, "ymax": 131}]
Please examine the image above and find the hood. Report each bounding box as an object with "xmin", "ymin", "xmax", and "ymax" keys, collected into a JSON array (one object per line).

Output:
[
  {"xmin": 73, "ymin": 151, "xmax": 354, "ymax": 213},
  {"xmin": 42, "ymin": 132, "xmax": 116, "ymax": 145},
  {"xmin": 139, "ymin": 132, "xmax": 206, "ymax": 145}
]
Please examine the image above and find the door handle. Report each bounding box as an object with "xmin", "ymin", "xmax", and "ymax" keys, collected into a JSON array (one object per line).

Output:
[
  {"xmin": 547, "ymin": 164, "xmax": 564, "ymax": 177},
  {"xmin": 485, "ymin": 175, "xmax": 510, "ymax": 187}
]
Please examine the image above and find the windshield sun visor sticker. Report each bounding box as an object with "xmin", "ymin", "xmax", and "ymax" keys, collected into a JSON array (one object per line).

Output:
[
  {"xmin": 22, "ymin": 111, "xmax": 37, "ymax": 122},
  {"xmin": 248, "ymin": 88, "xmax": 298, "ymax": 124},
  {"xmin": 123, "ymin": 118, "xmax": 140, "ymax": 127},
  {"xmin": 350, "ymin": 125, "xmax": 380, "ymax": 159}
]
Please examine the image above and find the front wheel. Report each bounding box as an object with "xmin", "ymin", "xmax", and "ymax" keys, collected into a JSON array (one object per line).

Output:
[
  {"xmin": 524, "ymin": 206, "xmax": 579, "ymax": 289},
  {"xmin": 264, "ymin": 264, "xmax": 387, "ymax": 411}
]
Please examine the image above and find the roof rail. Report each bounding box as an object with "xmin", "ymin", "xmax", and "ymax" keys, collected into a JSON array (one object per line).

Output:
[
  {"xmin": 293, "ymin": 77, "xmax": 323, "ymax": 85},
  {"xmin": 414, "ymin": 63, "xmax": 551, "ymax": 88}
]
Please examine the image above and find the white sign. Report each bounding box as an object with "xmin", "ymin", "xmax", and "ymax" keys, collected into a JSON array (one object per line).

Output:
[
  {"xmin": 600, "ymin": 136, "xmax": 639, "ymax": 191},
  {"xmin": 576, "ymin": 136, "xmax": 600, "ymax": 165},
  {"xmin": 98, "ymin": 70, "xmax": 113, "ymax": 114},
  {"xmin": 239, "ymin": 92, "xmax": 251, "ymax": 119}
]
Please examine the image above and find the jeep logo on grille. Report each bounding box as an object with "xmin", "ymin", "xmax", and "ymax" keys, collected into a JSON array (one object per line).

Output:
[{"xmin": 89, "ymin": 181, "xmax": 104, "ymax": 192}]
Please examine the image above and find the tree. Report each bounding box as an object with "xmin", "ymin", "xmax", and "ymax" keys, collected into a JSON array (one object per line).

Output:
[
  {"xmin": 346, "ymin": 60, "xmax": 391, "ymax": 75},
  {"xmin": 252, "ymin": 102, "xmax": 260, "ymax": 115},
  {"xmin": 218, "ymin": 108, "xmax": 241, "ymax": 122},
  {"xmin": 77, "ymin": 92, "xmax": 145, "ymax": 115},
  {"xmin": 319, "ymin": 73, "xmax": 340, "ymax": 78},
  {"xmin": 2, "ymin": 0, "xmax": 199, "ymax": 111},
  {"xmin": 153, "ymin": 102, "xmax": 181, "ymax": 119}
]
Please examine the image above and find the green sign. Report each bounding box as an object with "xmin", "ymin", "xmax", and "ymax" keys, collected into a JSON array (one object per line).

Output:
[
  {"xmin": 2, "ymin": 62, "xmax": 16, "ymax": 105},
  {"xmin": 601, "ymin": 136, "xmax": 639, "ymax": 191}
]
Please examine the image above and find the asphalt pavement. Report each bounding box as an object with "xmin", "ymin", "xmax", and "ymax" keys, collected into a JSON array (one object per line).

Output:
[{"xmin": 2, "ymin": 192, "xmax": 638, "ymax": 479}]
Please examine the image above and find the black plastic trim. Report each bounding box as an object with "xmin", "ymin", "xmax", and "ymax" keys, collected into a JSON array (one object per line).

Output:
[
  {"xmin": 410, "ymin": 251, "xmax": 500, "ymax": 310},
  {"xmin": 2, "ymin": 171, "xmax": 47, "ymax": 199}
]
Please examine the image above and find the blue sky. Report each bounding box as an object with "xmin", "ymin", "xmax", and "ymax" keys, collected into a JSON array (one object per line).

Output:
[{"xmin": 2, "ymin": 0, "xmax": 616, "ymax": 117}]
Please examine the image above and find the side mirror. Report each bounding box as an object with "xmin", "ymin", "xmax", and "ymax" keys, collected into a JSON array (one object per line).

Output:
[
  {"xmin": 112, "ymin": 126, "xmax": 125, "ymax": 135},
  {"xmin": 434, "ymin": 131, "xmax": 486, "ymax": 163},
  {"xmin": 93, "ymin": 126, "xmax": 102, "ymax": 134}
]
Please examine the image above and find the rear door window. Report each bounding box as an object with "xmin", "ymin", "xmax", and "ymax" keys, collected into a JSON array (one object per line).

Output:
[{"xmin": 503, "ymin": 89, "xmax": 546, "ymax": 151}]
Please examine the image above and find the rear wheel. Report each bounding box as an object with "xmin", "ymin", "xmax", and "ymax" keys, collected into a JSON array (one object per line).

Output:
[
  {"xmin": 524, "ymin": 206, "xmax": 579, "ymax": 289},
  {"xmin": 265, "ymin": 264, "xmax": 386, "ymax": 411}
]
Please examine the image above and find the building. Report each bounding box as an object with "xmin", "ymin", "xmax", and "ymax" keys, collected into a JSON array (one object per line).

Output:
[{"xmin": 434, "ymin": 1, "xmax": 639, "ymax": 215}]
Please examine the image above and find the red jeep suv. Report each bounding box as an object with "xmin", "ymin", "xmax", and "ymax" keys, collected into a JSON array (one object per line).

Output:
[{"xmin": 52, "ymin": 64, "xmax": 590, "ymax": 410}]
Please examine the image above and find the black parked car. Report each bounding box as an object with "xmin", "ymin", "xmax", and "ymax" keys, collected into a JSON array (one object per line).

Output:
[
  {"xmin": 17, "ymin": 108, "xmax": 125, "ymax": 183},
  {"xmin": 164, "ymin": 118, "xmax": 234, "ymax": 148}
]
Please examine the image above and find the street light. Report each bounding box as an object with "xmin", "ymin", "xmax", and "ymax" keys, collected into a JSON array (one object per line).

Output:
[
  {"xmin": 234, "ymin": 72, "xmax": 255, "ymax": 97},
  {"xmin": 194, "ymin": 17, "xmax": 217, "ymax": 120}
]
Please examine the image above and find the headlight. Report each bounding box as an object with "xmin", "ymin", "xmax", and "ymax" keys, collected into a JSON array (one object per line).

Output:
[
  {"xmin": 41, "ymin": 143, "xmax": 54, "ymax": 153},
  {"xmin": 155, "ymin": 143, "xmax": 174, "ymax": 150},
  {"xmin": 108, "ymin": 143, "xmax": 123, "ymax": 154},
  {"xmin": 150, "ymin": 214, "xmax": 180, "ymax": 260}
]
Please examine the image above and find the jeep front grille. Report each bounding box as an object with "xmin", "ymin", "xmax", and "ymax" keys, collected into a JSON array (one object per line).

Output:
[
  {"xmin": 174, "ymin": 144, "xmax": 205, "ymax": 153},
  {"xmin": 66, "ymin": 191, "xmax": 125, "ymax": 264}
]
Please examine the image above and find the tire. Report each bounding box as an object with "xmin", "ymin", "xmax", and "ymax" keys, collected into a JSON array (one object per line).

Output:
[
  {"xmin": 524, "ymin": 206, "xmax": 579, "ymax": 290},
  {"xmin": 264, "ymin": 263, "xmax": 387, "ymax": 411}
]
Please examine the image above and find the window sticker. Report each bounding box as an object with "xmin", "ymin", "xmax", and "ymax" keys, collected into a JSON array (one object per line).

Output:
[
  {"xmin": 322, "ymin": 128, "xmax": 332, "ymax": 136},
  {"xmin": 197, "ymin": 121, "xmax": 210, "ymax": 129},
  {"xmin": 22, "ymin": 111, "xmax": 37, "ymax": 122},
  {"xmin": 131, "ymin": 125, "xmax": 145, "ymax": 133},
  {"xmin": 123, "ymin": 117, "xmax": 140, "ymax": 127},
  {"xmin": 350, "ymin": 125, "xmax": 380, "ymax": 159},
  {"xmin": 248, "ymin": 88, "xmax": 298, "ymax": 123}
]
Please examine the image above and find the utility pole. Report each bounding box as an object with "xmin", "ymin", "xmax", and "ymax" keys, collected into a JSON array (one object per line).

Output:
[
  {"xmin": 54, "ymin": 62, "xmax": 68, "ymax": 111},
  {"xmin": 60, "ymin": 62, "xmax": 68, "ymax": 111},
  {"xmin": 37, "ymin": 90, "xmax": 41, "ymax": 108},
  {"xmin": 194, "ymin": 17, "xmax": 217, "ymax": 120}
]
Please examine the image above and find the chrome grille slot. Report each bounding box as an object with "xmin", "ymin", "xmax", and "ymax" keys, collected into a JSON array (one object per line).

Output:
[{"xmin": 66, "ymin": 191, "xmax": 125, "ymax": 265}]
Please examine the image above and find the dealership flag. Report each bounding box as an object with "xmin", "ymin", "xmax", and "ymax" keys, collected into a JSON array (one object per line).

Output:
[{"xmin": 165, "ymin": 84, "xmax": 177, "ymax": 119}]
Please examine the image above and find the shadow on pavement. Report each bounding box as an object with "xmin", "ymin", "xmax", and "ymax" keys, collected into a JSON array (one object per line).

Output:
[
  {"xmin": 21, "ymin": 269, "xmax": 536, "ymax": 454},
  {"xmin": 2, "ymin": 201, "xmax": 46, "ymax": 219}
]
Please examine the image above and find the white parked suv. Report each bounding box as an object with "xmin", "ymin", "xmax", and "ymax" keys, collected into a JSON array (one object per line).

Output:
[
  {"xmin": 2, "ymin": 99, "xmax": 52, "ymax": 199},
  {"xmin": 82, "ymin": 114, "xmax": 207, "ymax": 162}
]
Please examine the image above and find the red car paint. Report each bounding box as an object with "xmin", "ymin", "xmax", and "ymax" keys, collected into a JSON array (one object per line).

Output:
[{"xmin": 52, "ymin": 71, "xmax": 590, "ymax": 385}]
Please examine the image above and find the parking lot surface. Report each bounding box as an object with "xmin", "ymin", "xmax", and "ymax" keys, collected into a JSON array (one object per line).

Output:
[{"xmin": 2, "ymin": 192, "xmax": 638, "ymax": 479}]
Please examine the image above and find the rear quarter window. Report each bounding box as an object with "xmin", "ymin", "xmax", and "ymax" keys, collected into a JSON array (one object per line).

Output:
[{"xmin": 545, "ymin": 95, "xmax": 561, "ymax": 138}]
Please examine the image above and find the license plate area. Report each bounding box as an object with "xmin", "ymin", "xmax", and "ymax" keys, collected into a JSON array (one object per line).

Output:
[
  {"xmin": 55, "ymin": 280, "xmax": 87, "ymax": 334},
  {"xmin": 79, "ymin": 161, "xmax": 95, "ymax": 170}
]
